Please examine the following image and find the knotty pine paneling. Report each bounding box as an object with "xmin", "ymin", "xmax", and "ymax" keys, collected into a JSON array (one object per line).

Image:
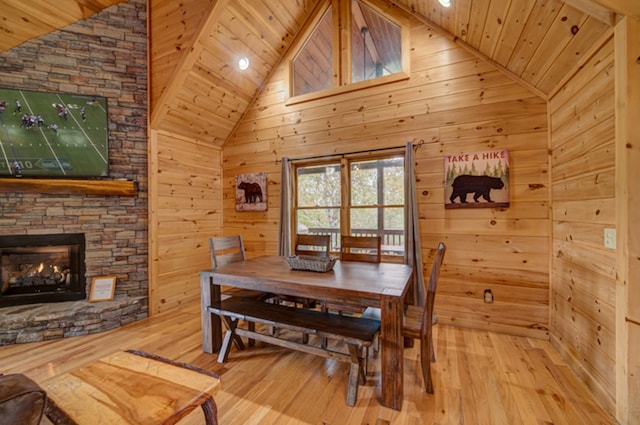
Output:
[
  {"xmin": 148, "ymin": 0, "xmax": 321, "ymax": 145},
  {"xmin": 149, "ymin": 0, "xmax": 215, "ymax": 112},
  {"xmin": 149, "ymin": 130, "xmax": 223, "ymax": 314},
  {"xmin": 548, "ymin": 36, "xmax": 616, "ymax": 411},
  {"xmin": 222, "ymin": 16, "xmax": 550, "ymax": 338}
]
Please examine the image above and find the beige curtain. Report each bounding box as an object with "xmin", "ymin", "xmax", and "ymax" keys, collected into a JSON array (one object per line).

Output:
[
  {"xmin": 404, "ymin": 142, "xmax": 425, "ymax": 306},
  {"xmin": 278, "ymin": 157, "xmax": 294, "ymax": 256}
]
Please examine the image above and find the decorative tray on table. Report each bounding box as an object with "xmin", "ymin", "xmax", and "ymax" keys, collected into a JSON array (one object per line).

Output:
[{"xmin": 287, "ymin": 255, "xmax": 337, "ymax": 272}]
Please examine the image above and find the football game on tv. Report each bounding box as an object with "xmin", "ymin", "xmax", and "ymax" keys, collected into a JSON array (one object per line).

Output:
[{"xmin": 0, "ymin": 88, "xmax": 109, "ymax": 178}]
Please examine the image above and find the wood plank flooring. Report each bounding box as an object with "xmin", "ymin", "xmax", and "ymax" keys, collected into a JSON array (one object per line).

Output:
[{"xmin": 0, "ymin": 300, "xmax": 616, "ymax": 424}]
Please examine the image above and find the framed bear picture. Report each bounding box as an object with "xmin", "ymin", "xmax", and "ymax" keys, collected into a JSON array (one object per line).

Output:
[
  {"xmin": 235, "ymin": 173, "xmax": 268, "ymax": 212},
  {"xmin": 444, "ymin": 149, "xmax": 510, "ymax": 209}
]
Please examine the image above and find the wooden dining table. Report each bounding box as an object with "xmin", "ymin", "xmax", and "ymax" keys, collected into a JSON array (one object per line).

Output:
[{"xmin": 200, "ymin": 255, "xmax": 414, "ymax": 411}]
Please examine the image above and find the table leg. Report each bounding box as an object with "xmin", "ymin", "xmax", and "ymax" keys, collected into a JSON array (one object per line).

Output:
[
  {"xmin": 200, "ymin": 272, "xmax": 222, "ymax": 353},
  {"xmin": 379, "ymin": 294, "xmax": 404, "ymax": 410}
]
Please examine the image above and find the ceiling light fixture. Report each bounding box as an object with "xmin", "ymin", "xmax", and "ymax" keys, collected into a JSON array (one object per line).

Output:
[
  {"xmin": 438, "ymin": 0, "xmax": 451, "ymax": 7},
  {"xmin": 238, "ymin": 57, "xmax": 249, "ymax": 70}
]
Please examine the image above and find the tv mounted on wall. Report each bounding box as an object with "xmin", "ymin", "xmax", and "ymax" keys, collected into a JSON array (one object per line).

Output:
[{"xmin": 0, "ymin": 87, "xmax": 109, "ymax": 178}]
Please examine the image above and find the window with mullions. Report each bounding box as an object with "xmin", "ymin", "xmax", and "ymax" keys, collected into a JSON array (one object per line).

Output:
[
  {"xmin": 295, "ymin": 155, "xmax": 405, "ymax": 258},
  {"xmin": 296, "ymin": 163, "xmax": 341, "ymax": 245}
]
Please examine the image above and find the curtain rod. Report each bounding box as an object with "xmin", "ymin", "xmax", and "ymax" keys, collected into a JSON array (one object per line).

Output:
[{"xmin": 277, "ymin": 139, "xmax": 424, "ymax": 163}]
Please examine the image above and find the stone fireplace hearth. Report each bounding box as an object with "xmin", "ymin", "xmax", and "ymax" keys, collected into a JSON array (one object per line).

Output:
[{"xmin": 0, "ymin": 296, "xmax": 147, "ymax": 345}]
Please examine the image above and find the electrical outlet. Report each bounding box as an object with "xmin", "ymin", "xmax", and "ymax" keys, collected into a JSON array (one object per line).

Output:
[
  {"xmin": 483, "ymin": 289, "xmax": 494, "ymax": 304},
  {"xmin": 604, "ymin": 228, "xmax": 616, "ymax": 249}
]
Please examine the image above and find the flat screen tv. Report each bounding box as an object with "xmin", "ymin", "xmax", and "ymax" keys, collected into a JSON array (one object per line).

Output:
[{"xmin": 0, "ymin": 87, "xmax": 109, "ymax": 178}]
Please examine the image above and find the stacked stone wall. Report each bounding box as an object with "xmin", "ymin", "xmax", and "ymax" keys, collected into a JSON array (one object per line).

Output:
[{"xmin": 0, "ymin": 0, "xmax": 148, "ymax": 344}]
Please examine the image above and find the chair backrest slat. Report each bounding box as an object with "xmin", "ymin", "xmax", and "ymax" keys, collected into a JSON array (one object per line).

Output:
[
  {"xmin": 340, "ymin": 235, "xmax": 381, "ymax": 263},
  {"xmin": 209, "ymin": 235, "xmax": 246, "ymax": 269},
  {"xmin": 295, "ymin": 234, "xmax": 331, "ymax": 257}
]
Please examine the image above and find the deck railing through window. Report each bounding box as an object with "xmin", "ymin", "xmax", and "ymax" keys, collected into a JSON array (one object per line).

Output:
[{"xmin": 306, "ymin": 228, "xmax": 404, "ymax": 255}]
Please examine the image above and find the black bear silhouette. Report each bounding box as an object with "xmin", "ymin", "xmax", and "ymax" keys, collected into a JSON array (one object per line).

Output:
[
  {"xmin": 238, "ymin": 181, "xmax": 263, "ymax": 203},
  {"xmin": 450, "ymin": 175, "xmax": 504, "ymax": 203}
]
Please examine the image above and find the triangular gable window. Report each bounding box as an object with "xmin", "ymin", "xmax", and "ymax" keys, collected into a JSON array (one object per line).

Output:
[
  {"xmin": 290, "ymin": 0, "xmax": 409, "ymax": 102},
  {"xmin": 351, "ymin": 1, "xmax": 402, "ymax": 83},
  {"xmin": 293, "ymin": 6, "xmax": 334, "ymax": 97}
]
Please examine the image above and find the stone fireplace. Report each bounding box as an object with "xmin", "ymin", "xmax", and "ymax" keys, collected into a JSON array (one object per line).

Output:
[{"xmin": 0, "ymin": 233, "xmax": 86, "ymax": 308}]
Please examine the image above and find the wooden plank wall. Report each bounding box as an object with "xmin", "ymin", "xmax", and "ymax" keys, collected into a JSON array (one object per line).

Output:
[
  {"xmin": 615, "ymin": 17, "xmax": 640, "ymax": 424},
  {"xmin": 148, "ymin": 0, "xmax": 215, "ymax": 114},
  {"xmin": 548, "ymin": 35, "xmax": 616, "ymax": 411},
  {"xmin": 148, "ymin": 130, "xmax": 223, "ymax": 314},
  {"xmin": 222, "ymin": 16, "xmax": 550, "ymax": 338}
]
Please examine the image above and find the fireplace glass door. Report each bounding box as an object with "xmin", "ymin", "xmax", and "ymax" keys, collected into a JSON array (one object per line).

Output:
[{"xmin": 0, "ymin": 234, "xmax": 85, "ymax": 307}]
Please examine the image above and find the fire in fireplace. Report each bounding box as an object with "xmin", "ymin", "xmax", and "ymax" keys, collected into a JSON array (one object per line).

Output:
[{"xmin": 0, "ymin": 234, "xmax": 86, "ymax": 307}]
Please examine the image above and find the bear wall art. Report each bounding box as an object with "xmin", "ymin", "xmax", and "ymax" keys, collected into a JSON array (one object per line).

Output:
[
  {"xmin": 235, "ymin": 173, "xmax": 268, "ymax": 212},
  {"xmin": 444, "ymin": 149, "xmax": 510, "ymax": 209}
]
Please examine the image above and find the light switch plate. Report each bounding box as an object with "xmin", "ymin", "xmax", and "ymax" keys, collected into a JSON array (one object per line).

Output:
[{"xmin": 604, "ymin": 228, "xmax": 616, "ymax": 249}]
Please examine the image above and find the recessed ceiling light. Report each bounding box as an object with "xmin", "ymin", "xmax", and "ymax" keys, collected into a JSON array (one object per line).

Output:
[
  {"xmin": 238, "ymin": 57, "xmax": 249, "ymax": 70},
  {"xmin": 439, "ymin": 0, "xmax": 451, "ymax": 7}
]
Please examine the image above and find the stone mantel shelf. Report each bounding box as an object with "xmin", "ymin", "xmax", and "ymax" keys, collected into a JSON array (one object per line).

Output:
[{"xmin": 0, "ymin": 178, "xmax": 137, "ymax": 196}]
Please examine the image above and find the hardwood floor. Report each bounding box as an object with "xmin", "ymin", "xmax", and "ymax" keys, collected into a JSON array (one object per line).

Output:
[{"xmin": 0, "ymin": 300, "xmax": 616, "ymax": 425}]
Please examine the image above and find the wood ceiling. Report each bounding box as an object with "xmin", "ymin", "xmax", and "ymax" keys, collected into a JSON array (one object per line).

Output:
[
  {"xmin": 0, "ymin": 0, "xmax": 127, "ymax": 52},
  {"xmin": 2, "ymin": 0, "xmax": 638, "ymax": 147}
]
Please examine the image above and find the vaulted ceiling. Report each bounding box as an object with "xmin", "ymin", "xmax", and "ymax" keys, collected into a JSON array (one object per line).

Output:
[{"xmin": 2, "ymin": 0, "xmax": 639, "ymax": 147}]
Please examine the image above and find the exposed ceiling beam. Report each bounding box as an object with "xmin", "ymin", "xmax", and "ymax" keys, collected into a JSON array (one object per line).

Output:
[
  {"xmin": 563, "ymin": 0, "xmax": 618, "ymax": 25},
  {"xmin": 590, "ymin": 0, "xmax": 640, "ymax": 20}
]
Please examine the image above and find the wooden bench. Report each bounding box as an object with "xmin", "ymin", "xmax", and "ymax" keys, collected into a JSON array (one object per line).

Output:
[{"xmin": 206, "ymin": 297, "xmax": 381, "ymax": 406}]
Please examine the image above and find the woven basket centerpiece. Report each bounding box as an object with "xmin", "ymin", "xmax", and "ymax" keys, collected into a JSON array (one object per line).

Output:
[{"xmin": 287, "ymin": 255, "xmax": 337, "ymax": 272}]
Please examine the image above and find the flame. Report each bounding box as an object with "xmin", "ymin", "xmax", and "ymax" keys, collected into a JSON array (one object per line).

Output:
[{"xmin": 37, "ymin": 263, "xmax": 44, "ymax": 273}]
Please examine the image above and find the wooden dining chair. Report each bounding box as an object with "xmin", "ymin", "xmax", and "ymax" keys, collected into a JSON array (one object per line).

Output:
[
  {"xmin": 209, "ymin": 235, "xmax": 272, "ymax": 348},
  {"xmin": 340, "ymin": 235, "xmax": 381, "ymax": 263},
  {"xmin": 321, "ymin": 235, "xmax": 381, "ymax": 315},
  {"xmin": 362, "ymin": 241, "xmax": 446, "ymax": 393},
  {"xmin": 294, "ymin": 233, "xmax": 331, "ymax": 257},
  {"xmin": 320, "ymin": 235, "xmax": 381, "ymax": 351},
  {"xmin": 277, "ymin": 233, "xmax": 332, "ymax": 343},
  {"xmin": 286, "ymin": 233, "xmax": 331, "ymax": 309},
  {"xmin": 209, "ymin": 235, "xmax": 246, "ymax": 269},
  {"xmin": 209, "ymin": 235, "xmax": 275, "ymax": 301}
]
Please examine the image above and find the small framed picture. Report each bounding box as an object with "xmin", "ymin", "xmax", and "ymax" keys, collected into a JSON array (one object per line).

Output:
[
  {"xmin": 89, "ymin": 276, "xmax": 116, "ymax": 302},
  {"xmin": 235, "ymin": 172, "xmax": 268, "ymax": 212},
  {"xmin": 444, "ymin": 149, "xmax": 510, "ymax": 209}
]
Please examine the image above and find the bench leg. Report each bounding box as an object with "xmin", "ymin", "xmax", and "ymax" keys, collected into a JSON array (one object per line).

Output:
[
  {"xmin": 222, "ymin": 316, "xmax": 245, "ymax": 351},
  {"xmin": 345, "ymin": 344, "xmax": 365, "ymax": 407},
  {"xmin": 346, "ymin": 362, "xmax": 359, "ymax": 407},
  {"xmin": 223, "ymin": 316, "xmax": 255, "ymax": 347},
  {"xmin": 248, "ymin": 322, "xmax": 256, "ymax": 347},
  {"xmin": 350, "ymin": 345, "xmax": 366, "ymax": 385},
  {"xmin": 218, "ymin": 318, "xmax": 240, "ymax": 363}
]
